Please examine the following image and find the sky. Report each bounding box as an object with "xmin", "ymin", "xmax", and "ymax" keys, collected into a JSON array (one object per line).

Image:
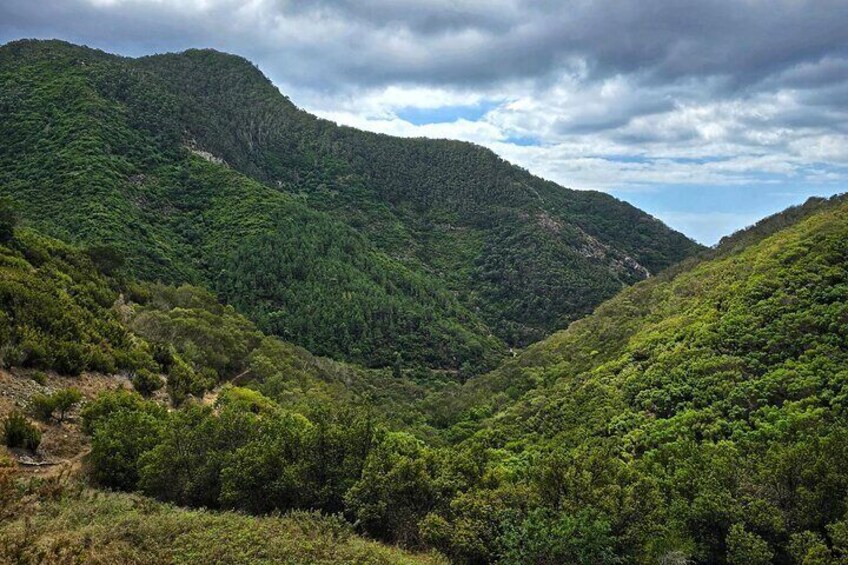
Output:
[{"xmin": 2, "ymin": 1, "xmax": 848, "ymax": 244}]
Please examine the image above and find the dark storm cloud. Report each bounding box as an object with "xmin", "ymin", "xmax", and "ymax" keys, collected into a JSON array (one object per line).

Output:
[
  {"xmin": 1, "ymin": 0, "xmax": 848, "ymax": 142},
  {"xmin": 3, "ymin": 0, "xmax": 847, "ymax": 89}
]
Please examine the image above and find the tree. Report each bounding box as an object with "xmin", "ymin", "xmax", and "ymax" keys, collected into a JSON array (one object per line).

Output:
[
  {"xmin": 52, "ymin": 388, "xmax": 82, "ymax": 422},
  {"xmin": 0, "ymin": 197, "xmax": 17, "ymax": 243},
  {"xmin": 726, "ymin": 524, "xmax": 773, "ymax": 565},
  {"xmin": 86, "ymin": 244, "xmax": 124, "ymax": 275},
  {"xmin": 90, "ymin": 409, "xmax": 164, "ymax": 490},
  {"xmin": 132, "ymin": 368, "xmax": 163, "ymax": 397},
  {"xmin": 345, "ymin": 432, "xmax": 438, "ymax": 545},
  {"xmin": 500, "ymin": 509, "xmax": 621, "ymax": 565}
]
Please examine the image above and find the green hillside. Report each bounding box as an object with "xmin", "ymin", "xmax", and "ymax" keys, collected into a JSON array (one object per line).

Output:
[
  {"xmin": 5, "ymin": 37, "xmax": 848, "ymax": 565},
  {"xmin": 0, "ymin": 474, "xmax": 445, "ymax": 565},
  {"xmin": 6, "ymin": 188, "xmax": 845, "ymax": 564},
  {"xmin": 413, "ymin": 194, "xmax": 848, "ymax": 563},
  {"xmin": 0, "ymin": 216, "xmax": 445, "ymax": 433},
  {"xmin": 138, "ymin": 47, "xmax": 699, "ymax": 345},
  {"xmin": 0, "ymin": 39, "xmax": 698, "ymax": 373},
  {"xmin": 0, "ymin": 39, "xmax": 502, "ymax": 373}
]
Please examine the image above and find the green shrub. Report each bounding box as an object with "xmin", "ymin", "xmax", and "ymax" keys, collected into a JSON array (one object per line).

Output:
[
  {"xmin": 166, "ymin": 357, "xmax": 207, "ymax": 405},
  {"xmin": 3, "ymin": 411, "xmax": 41, "ymax": 451},
  {"xmin": 500, "ymin": 509, "xmax": 620, "ymax": 565},
  {"xmin": 52, "ymin": 388, "xmax": 83, "ymax": 421},
  {"xmin": 81, "ymin": 389, "xmax": 167, "ymax": 436},
  {"xmin": 90, "ymin": 409, "xmax": 164, "ymax": 490},
  {"xmin": 30, "ymin": 371, "xmax": 48, "ymax": 386},
  {"xmin": 29, "ymin": 388, "xmax": 83, "ymax": 422},
  {"xmin": 29, "ymin": 393, "xmax": 56, "ymax": 422},
  {"xmin": 132, "ymin": 369, "xmax": 163, "ymax": 397}
]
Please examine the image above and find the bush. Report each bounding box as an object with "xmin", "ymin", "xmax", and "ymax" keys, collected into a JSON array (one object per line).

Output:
[
  {"xmin": 90, "ymin": 409, "xmax": 164, "ymax": 490},
  {"xmin": 29, "ymin": 393, "xmax": 56, "ymax": 422},
  {"xmin": 81, "ymin": 390, "xmax": 166, "ymax": 435},
  {"xmin": 29, "ymin": 388, "xmax": 83, "ymax": 422},
  {"xmin": 52, "ymin": 388, "xmax": 83, "ymax": 421},
  {"xmin": 3, "ymin": 411, "xmax": 41, "ymax": 451},
  {"xmin": 166, "ymin": 357, "xmax": 209, "ymax": 405},
  {"xmin": 30, "ymin": 371, "xmax": 47, "ymax": 386},
  {"xmin": 132, "ymin": 369, "xmax": 163, "ymax": 397}
]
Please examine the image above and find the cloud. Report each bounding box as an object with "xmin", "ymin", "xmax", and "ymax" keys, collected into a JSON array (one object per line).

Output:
[{"xmin": 1, "ymin": 0, "xmax": 847, "ymax": 242}]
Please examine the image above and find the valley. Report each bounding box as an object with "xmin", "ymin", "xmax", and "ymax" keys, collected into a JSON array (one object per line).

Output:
[{"xmin": 1, "ymin": 39, "xmax": 847, "ymax": 565}]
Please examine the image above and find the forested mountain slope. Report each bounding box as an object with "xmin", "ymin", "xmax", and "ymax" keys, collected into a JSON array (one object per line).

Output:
[
  {"xmin": 7, "ymin": 186, "xmax": 846, "ymax": 565},
  {"xmin": 0, "ymin": 218, "xmax": 444, "ymax": 432},
  {"xmin": 138, "ymin": 47, "xmax": 700, "ymax": 344},
  {"xmin": 0, "ymin": 39, "xmax": 501, "ymax": 373},
  {"xmin": 0, "ymin": 40, "xmax": 699, "ymax": 369},
  {"xmin": 410, "ymin": 193, "xmax": 848, "ymax": 563}
]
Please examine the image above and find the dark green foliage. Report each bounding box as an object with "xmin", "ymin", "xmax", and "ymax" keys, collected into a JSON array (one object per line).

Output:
[
  {"xmin": 86, "ymin": 244, "xmax": 124, "ymax": 275},
  {"xmin": 131, "ymin": 368, "xmax": 163, "ymax": 396},
  {"xmin": 3, "ymin": 410, "xmax": 41, "ymax": 451},
  {"xmin": 0, "ymin": 39, "xmax": 698, "ymax": 373},
  {"xmin": 0, "ymin": 197, "xmax": 17, "ymax": 243},
  {"xmin": 139, "ymin": 47, "xmax": 699, "ymax": 348},
  {"xmin": 81, "ymin": 389, "xmax": 166, "ymax": 436},
  {"xmin": 7, "ymin": 37, "xmax": 848, "ymax": 565},
  {"xmin": 90, "ymin": 408, "xmax": 166, "ymax": 490}
]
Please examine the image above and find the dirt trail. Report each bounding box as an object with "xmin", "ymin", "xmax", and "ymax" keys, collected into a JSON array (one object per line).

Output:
[{"xmin": 0, "ymin": 369, "xmax": 130, "ymax": 478}]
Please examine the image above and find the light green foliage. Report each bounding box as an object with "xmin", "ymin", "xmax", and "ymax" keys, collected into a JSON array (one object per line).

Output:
[
  {"xmin": 0, "ymin": 230, "xmax": 153, "ymax": 376},
  {"xmin": 0, "ymin": 488, "xmax": 447, "ymax": 564},
  {"xmin": 51, "ymin": 387, "xmax": 82, "ymax": 421},
  {"xmin": 500, "ymin": 509, "xmax": 621, "ymax": 565},
  {"xmin": 29, "ymin": 387, "xmax": 83, "ymax": 422},
  {"xmin": 420, "ymin": 195, "xmax": 848, "ymax": 563},
  {"xmin": 4, "ymin": 37, "xmax": 848, "ymax": 565}
]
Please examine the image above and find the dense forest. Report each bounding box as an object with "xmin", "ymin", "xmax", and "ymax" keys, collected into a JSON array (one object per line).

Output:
[
  {"xmin": 2, "ymin": 38, "xmax": 848, "ymax": 565},
  {"xmin": 3, "ymin": 181, "xmax": 848, "ymax": 563},
  {"xmin": 0, "ymin": 39, "xmax": 698, "ymax": 373}
]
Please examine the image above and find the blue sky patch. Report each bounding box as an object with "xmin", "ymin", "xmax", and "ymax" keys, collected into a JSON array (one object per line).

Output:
[{"xmin": 396, "ymin": 100, "xmax": 501, "ymax": 125}]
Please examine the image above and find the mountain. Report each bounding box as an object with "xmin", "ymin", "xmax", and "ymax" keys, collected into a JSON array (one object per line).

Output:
[
  {"xmin": 0, "ymin": 221, "xmax": 441, "ymax": 431},
  {"xmin": 5, "ymin": 190, "xmax": 841, "ymax": 565},
  {"xmin": 415, "ymin": 194, "xmax": 848, "ymax": 562},
  {"xmin": 8, "ymin": 36, "xmax": 846, "ymax": 565},
  {"xmin": 0, "ymin": 39, "xmax": 699, "ymax": 373}
]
